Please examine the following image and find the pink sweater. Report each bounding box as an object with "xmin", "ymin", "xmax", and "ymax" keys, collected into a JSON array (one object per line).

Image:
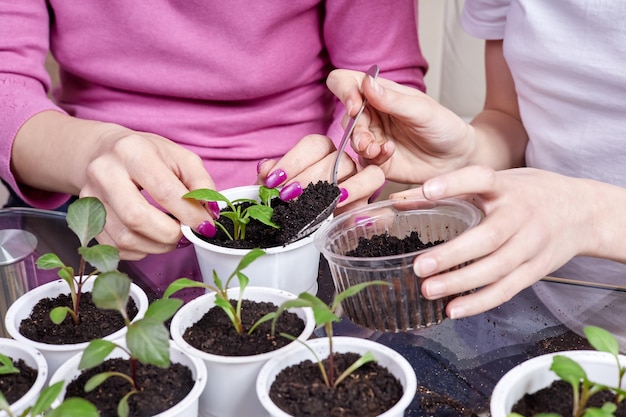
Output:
[{"xmin": 0, "ymin": 1, "xmax": 427, "ymax": 209}]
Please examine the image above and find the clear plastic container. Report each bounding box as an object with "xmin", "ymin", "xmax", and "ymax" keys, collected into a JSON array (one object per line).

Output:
[{"xmin": 315, "ymin": 197, "xmax": 482, "ymax": 332}]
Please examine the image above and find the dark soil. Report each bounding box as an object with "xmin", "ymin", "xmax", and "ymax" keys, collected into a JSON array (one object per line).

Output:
[
  {"xmin": 269, "ymin": 351, "xmax": 404, "ymax": 417},
  {"xmin": 19, "ymin": 292, "xmax": 139, "ymax": 344},
  {"xmin": 511, "ymin": 379, "xmax": 626, "ymax": 416},
  {"xmin": 346, "ymin": 231, "xmax": 443, "ymax": 257},
  {"xmin": 64, "ymin": 357, "xmax": 194, "ymax": 417},
  {"xmin": 0, "ymin": 358, "xmax": 38, "ymax": 405},
  {"xmin": 182, "ymin": 299, "xmax": 305, "ymax": 356},
  {"xmin": 206, "ymin": 181, "xmax": 340, "ymax": 249}
]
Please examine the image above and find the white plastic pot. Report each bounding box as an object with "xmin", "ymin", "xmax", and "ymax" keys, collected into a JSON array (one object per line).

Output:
[
  {"xmin": 490, "ymin": 350, "xmax": 626, "ymax": 417},
  {"xmin": 48, "ymin": 342, "xmax": 206, "ymax": 417},
  {"xmin": 0, "ymin": 338, "xmax": 48, "ymax": 417},
  {"xmin": 256, "ymin": 336, "xmax": 417, "ymax": 417},
  {"xmin": 170, "ymin": 286, "xmax": 315, "ymax": 417},
  {"xmin": 181, "ymin": 185, "xmax": 328, "ymax": 296},
  {"xmin": 4, "ymin": 278, "xmax": 149, "ymax": 378}
]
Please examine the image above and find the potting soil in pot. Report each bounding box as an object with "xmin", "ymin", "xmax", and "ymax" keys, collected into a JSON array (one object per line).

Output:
[
  {"xmin": 345, "ymin": 231, "xmax": 443, "ymax": 257},
  {"xmin": 19, "ymin": 292, "xmax": 139, "ymax": 344},
  {"xmin": 211, "ymin": 181, "xmax": 340, "ymax": 249},
  {"xmin": 182, "ymin": 299, "xmax": 305, "ymax": 356},
  {"xmin": 0, "ymin": 358, "xmax": 37, "ymax": 405}
]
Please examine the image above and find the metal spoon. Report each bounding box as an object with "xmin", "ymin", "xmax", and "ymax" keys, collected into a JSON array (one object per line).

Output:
[{"xmin": 287, "ymin": 64, "xmax": 380, "ymax": 243}]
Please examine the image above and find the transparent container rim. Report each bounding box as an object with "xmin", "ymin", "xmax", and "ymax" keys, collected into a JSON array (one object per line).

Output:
[{"xmin": 314, "ymin": 196, "xmax": 483, "ymax": 264}]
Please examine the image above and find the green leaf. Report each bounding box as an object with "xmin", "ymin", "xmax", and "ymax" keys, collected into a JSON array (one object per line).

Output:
[
  {"xmin": 67, "ymin": 197, "xmax": 106, "ymax": 247},
  {"xmin": 551, "ymin": 355, "xmax": 586, "ymax": 389},
  {"xmin": 91, "ymin": 271, "xmax": 131, "ymax": 315},
  {"xmin": 57, "ymin": 266, "xmax": 75, "ymax": 284},
  {"xmin": 84, "ymin": 372, "xmax": 114, "ymax": 392},
  {"xmin": 127, "ymin": 318, "xmax": 171, "ymax": 367},
  {"xmin": 235, "ymin": 248, "xmax": 266, "ymax": 272},
  {"xmin": 334, "ymin": 351, "xmax": 378, "ymax": 387},
  {"xmin": 50, "ymin": 306, "xmax": 70, "ymax": 324},
  {"xmin": 0, "ymin": 352, "xmax": 19, "ymax": 375},
  {"xmin": 584, "ymin": 326, "xmax": 619, "ymax": 356},
  {"xmin": 46, "ymin": 397, "xmax": 99, "ymax": 417},
  {"xmin": 79, "ymin": 244, "xmax": 120, "ymax": 273},
  {"xmin": 258, "ymin": 185, "xmax": 279, "ymax": 206},
  {"xmin": 162, "ymin": 278, "xmax": 216, "ymax": 299},
  {"xmin": 79, "ymin": 339, "xmax": 118, "ymax": 370},
  {"xmin": 332, "ymin": 280, "xmax": 390, "ymax": 311},
  {"xmin": 0, "ymin": 391, "xmax": 10, "ymax": 412},
  {"xmin": 36, "ymin": 253, "xmax": 65, "ymax": 270},
  {"xmin": 30, "ymin": 381, "xmax": 64, "ymax": 416},
  {"xmin": 246, "ymin": 205, "xmax": 279, "ymax": 229},
  {"xmin": 183, "ymin": 189, "xmax": 229, "ymax": 203},
  {"xmin": 143, "ymin": 298, "xmax": 183, "ymax": 323}
]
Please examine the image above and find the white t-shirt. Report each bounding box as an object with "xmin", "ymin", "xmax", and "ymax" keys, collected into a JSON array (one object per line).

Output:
[{"xmin": 461, "ymin": 0, "xmax": 626, "ymax": 287}]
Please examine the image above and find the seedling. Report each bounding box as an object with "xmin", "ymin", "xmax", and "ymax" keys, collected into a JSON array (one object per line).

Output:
[
  {"xmin": 0, "ymin": 353, "xmax": 19, "ymax": 376},
  {"xmin": 78, "ymin": 271, "xmax": 184, "ymax": 417},
  {"xmin": 36, "ymin": 196, "xmax": 121, "ymax": 325},
  {"xmin": 163, "ymin": 248, "xmax": 276, "ymax": 334},
  {"xmin": 271, "ymin": 280, "xmax": 391, "ymax": 388},
  {"xmin": 508, "ymin": 325, "xmax": 626, "ymax": 417},
  {"xmin": 0, "ymin": 380, "xmax": 97, "ymax": 417},
  {"xmin": 183, "ymin": 186, "xmax": 280, "ymax": 240}
]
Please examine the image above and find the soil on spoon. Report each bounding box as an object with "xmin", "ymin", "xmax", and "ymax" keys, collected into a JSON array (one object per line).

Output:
[
  {"xmin": 64, "ymin": 357, "xmax": 194, "ymax": 417},
  {"xmin": 269, "ymin": 351, "xmax": 404, "ymax": 417},
  {"xmin": 0, "ymin": 358, "xmax": 38, "ymax": 405},
  {"xmin": 182, "ymin": 299, "xmax": 305, "ymax": 356},
  {"xmin": 19, "ymin": 292, "xmax": 139, "ymax": 344},
  {"xmin": 206, "ymin": 180, "xmax": 340, "ymax": 249}
]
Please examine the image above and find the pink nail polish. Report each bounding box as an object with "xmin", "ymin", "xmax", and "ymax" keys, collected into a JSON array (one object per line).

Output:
[
  {"xmin": 354, "ymin": 216, "xmax": 373, "ymax": 226},
  {"xmin": 207, "ymin": 201, "xmax": 220, "ymax": 219},
  {"xmin": 265, "ymin": 169, "xmax": 287, "ymax": 188},
  {"xmin": 338, "ymin": 188, "xmax": 348, "ymax": 203},
  {"xmin": 176, "ymin": 235, "xmax": 192, "ymax": 249},
  {"xmin": 197, "ymin": 221, "xmax": 216, "ymax": 238},
  {"xmin": 257, "ymin": 158, "xmax": 270, "ymax": 174},
  {"xmin": 279, "ymin": 182, "xmax": 302, "ymax": 201}
]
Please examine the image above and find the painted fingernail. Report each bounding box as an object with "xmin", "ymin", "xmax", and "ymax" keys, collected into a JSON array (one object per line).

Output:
[
  {"xmin": 354, "ymin": 216, "xmax": 373, "ymax": 226},
  {"xmin": 338, "ymin": 188, "xmax": 348, "ymax": 203},
  {"xmin": 257, "ymin": 158, "xmax": 270, "ymax": 174},
  {"xmin": 197, "ymin": 221, "xmax": 216, "ymax": 238},
  {"xmin": 176, "ymin": 235, "xmax": 192, "ymax": 249},
  {"xmin": 207, "ymin": 201, "xmax": 220, "ymax": 219},
  {"xmin": 279, "ymin": 182, "xmax": 302, "ymax": 201},
  {"xmin": 265, "ymin": 169, "xmax": 287, "ymax": 188}
]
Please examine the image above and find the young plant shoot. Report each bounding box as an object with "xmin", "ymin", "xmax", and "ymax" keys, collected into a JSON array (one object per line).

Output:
[
  {"xmin": 0, "ymin": 380, "xmax": 97, "ymax": 417},
  {"xmin": 272, "ymin": 280, "xmax": 390, "ymax": 388},
  {"xmin": 163, "ymin": 248, "xmax": 276, "ymax": 334},
  {"xmin": 36, "ymin": 196, "xmax": 121, "ymax": 325},
  {"xmin": 78, "ymin": 271, "xmax": 184, "ymax": 417},
  {"xmin": 183, "ymin": 186, "xmax": 280, "ymax": 240}
]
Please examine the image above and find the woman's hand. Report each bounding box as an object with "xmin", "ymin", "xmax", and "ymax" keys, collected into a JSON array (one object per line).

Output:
[
  {"xmin": 256, "ymin": 134, "xmax": 385, "ymax": 214},
  {"xmin": 326, "ymin": 69, "xmax": 475, "ymax": 184},
  {"xmin": 394, "ymin": 165, "xmax": 604, "ymax": 318}
]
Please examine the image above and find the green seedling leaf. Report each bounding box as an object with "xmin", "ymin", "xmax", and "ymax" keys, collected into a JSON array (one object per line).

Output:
[
  {"xmin": 66, "ymin": 196, "xmax": 106, "ymax": 247},
  {"xmin": 36, "ymin": 253, "xmax": 65, "ymax": 270},
  {"xmin": 46, "ymin": 397, "xmax": 99, "ymax": 417},
  {"xmin": 80, "ymin": 339, "xmax": 119, "ymax": 370},
  {"xmin": 91, "ymin": 271, "xmax": 131, "ymax": 314},
  {"xmin": 162, "ymin": 278, "xmax": 218, "ymax": 299},
  {"xmin": 0, "ymin": 391, "xmax": 9, "ymax": 413},
  {"xmin": 0, "ymin": 353, "xmax": 19, "ymax": 375},
  {"xmin": 584, "ymin": 326, "xmax": 619, "ymax": 357},
  {"xmin": 57, "ymin": 266, "xmax": 75, "ymax": 284},
  {"xmin": 85, "ymin": 371, "xmax": 134, "ymax": 392},
  {"xmin": 118, "ymin": 391, "xmax": 136, "ymax": 417},
  {"xmin": 143, "ymin": 298, "xmax": 183, "ymax": 323},
  {"xmin": 334, "ymin": 351, "xmax": 377, "ymax": 387},
  {"xmin": 79, "ymin": 244, "xmax": 120, "ymax": 273},
  {"xmin": 183, "ymin": 188, "xmax": 230, "ymax": 203},
  {"xmin": 258, "ymin": 185, "xmax": 279, "ymax": 205},
  {"xmin": 246, "ymin": 205, "xmax": 279, "ymax": 229},
  {"xmin": 49, "ymin": 306, "xmax": 70, "ymax": 324},
  {"xmin": 551, "ymin": 355, "xmax": 586, "ymax": 388},
  {"xmin": 30, "ymin": 380, "xmax": 64, "ymax": 416},
  {"xmin": 127, "ymin": 318, "xmax": 171, "ymax": 367},
  {"xmin": 332, "ymin": 280, "xmax": 390, "ymax": 309}
]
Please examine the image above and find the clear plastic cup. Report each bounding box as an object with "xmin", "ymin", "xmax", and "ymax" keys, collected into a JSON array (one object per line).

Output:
[{"xmin": 315, "ymin": 197, "xmax": 482, "ymax": 332}]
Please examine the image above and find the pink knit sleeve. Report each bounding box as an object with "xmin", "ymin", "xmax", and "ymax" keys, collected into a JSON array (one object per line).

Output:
[{"xmin": 0, "ymin": 2, "xmax": 70, "ymax": 209}]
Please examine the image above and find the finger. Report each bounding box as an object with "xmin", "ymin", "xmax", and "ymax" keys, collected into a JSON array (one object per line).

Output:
[
  {"xmin": 326, "ymin": 69, "xmax": 368, "ymax": 114},
  {"xmin": 336, "ymin": 164, "xmax": 385, "ymax": 208},
  {"xmin": 421, "ymin": 165, "xmax": 499, "ymax": 201}
]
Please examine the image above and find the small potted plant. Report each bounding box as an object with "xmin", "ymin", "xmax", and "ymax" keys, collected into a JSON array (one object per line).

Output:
[
  {"xmin": 256, "ymin": 282, "xmax": 417, "ymax": 417},
  {"xmin": 1, "ymin": 379, "xmax": 98, "ymax": 417},
  {"xmin": 48, "ymin": 271, "xmax": 207, "ymax": 417},
  {"xmin": 180, "ymin": 182, "xmax": 339, "ymax": 296},
  {"xmin": 4, "ymin": 197, "xmax": 149, "ymax": 376},
  {"xmin": 167, "ymin": 248, "xmax": 316, "ymax": 417},
  {"xmin": 0, "ymin": 339, "xmax": 48, "ymax": 417},
  {"xmin": 491, "ymin": 325, "xmax": 626, "ymax": 417},
  {"xmin": 314, "ymin": 196, "xmax": 482, "ymax": 332}
]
